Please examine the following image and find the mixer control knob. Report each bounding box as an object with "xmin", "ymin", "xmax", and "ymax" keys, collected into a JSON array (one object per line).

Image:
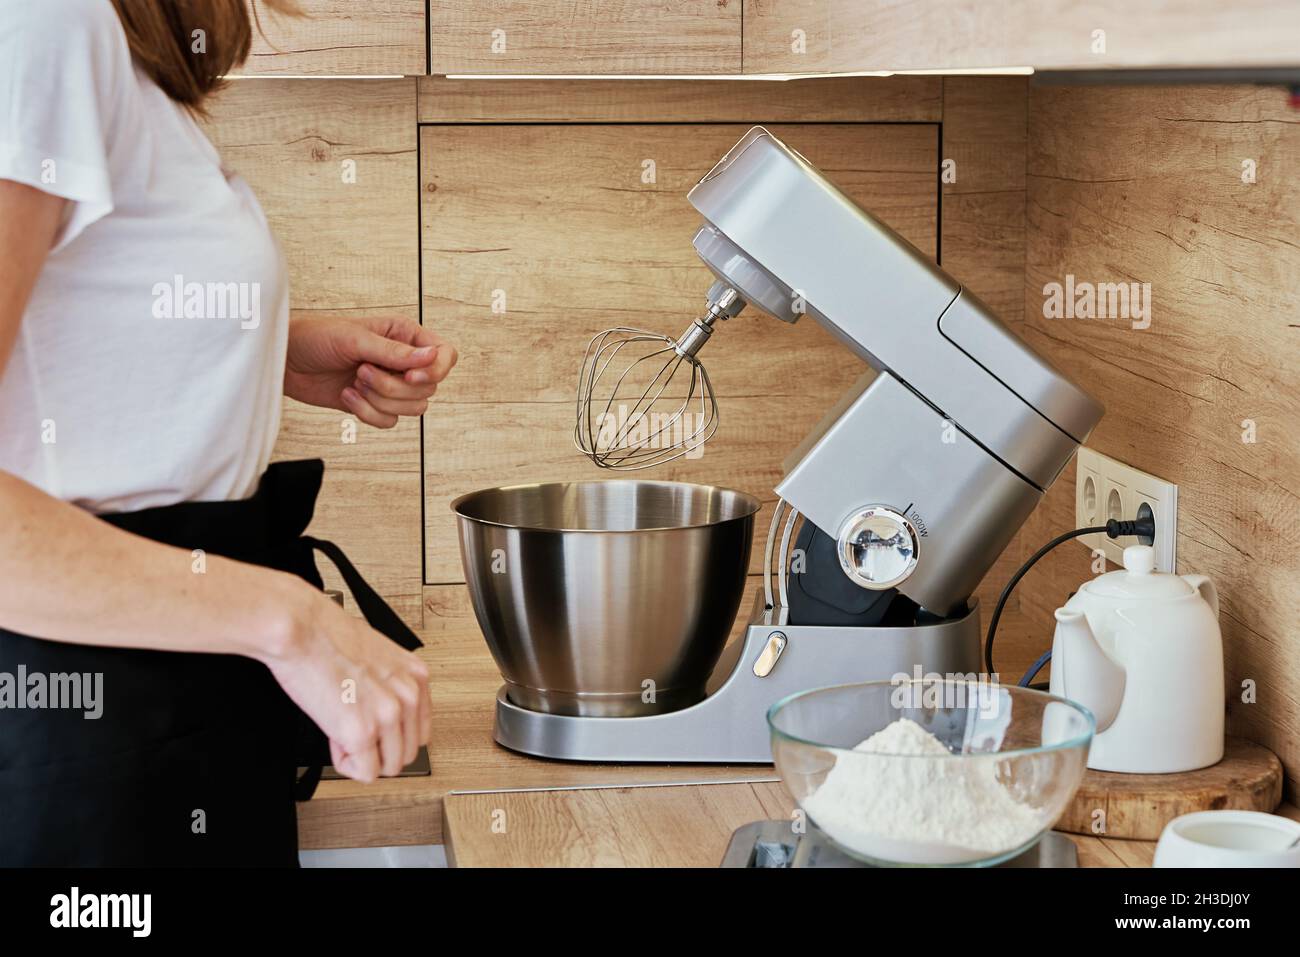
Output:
[{"xmin": 836, "ymin": 506, "xmax": 920, "ymax": 590}]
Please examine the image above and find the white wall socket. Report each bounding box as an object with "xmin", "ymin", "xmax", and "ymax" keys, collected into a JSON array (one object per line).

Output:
[{"xmin": 1074, "ymin": 447, "xmax": 1178, "ymax": 572}]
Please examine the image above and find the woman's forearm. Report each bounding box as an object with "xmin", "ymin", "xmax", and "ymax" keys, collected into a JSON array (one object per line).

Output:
[{"xmin": 0, "ymin": 469, "xmax": 313, "ymax": 662}]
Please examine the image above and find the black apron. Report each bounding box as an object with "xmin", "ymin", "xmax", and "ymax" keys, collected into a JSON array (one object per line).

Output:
[{"xmin": 0, "ymin": 459, "xmax": 421, "ymax": 867}]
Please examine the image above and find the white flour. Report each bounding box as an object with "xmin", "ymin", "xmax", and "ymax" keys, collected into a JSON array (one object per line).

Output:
[{"xmin": 801, "ymin": 718, "xmax": 1049, "ymax": 865}]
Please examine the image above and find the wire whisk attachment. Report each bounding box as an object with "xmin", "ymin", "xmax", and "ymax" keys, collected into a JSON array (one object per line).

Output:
[{"xmin": 575, "ymin": 283, "xmax": 746, "ymax": 470}]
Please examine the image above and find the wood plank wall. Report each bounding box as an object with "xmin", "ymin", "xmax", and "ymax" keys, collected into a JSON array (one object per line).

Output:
[
  {"xmin": 203, "ymin": 79, "xmax": 425, "ymax": 625},
  {"xmin": 1015, "ymin": 83, "xmax": 1300, "ymax": 800},
  {"xmin": 199, "ymin": 73, "xmax": 1036, "ymax": 664},
  {"xmin": 203, "ymin": 73, "xmax": 1297, "ymax": 803},
  {"xmin": 420, "ymin": 118, "xmax": 934, "ymax": 617},
  {"xmin": 414, "ymin": 77, "xmax": 1027, "ymax": 648}
]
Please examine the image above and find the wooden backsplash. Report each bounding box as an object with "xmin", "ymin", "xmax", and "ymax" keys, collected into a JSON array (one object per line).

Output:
[
  {"xmin": 1013, "ymin": 84, "xmax": 1300, "ymax": 800},
  {"xmin": 419, "ymin": 121, "xmax": 937, "ymax": 581},
  {"xmin": 204, "ymin": 75, "xmax": 1298, "ymax": 800},
  {"xmin": 204, "ymin": 80, "xmax": 425, "ymax": 625},
  {"xmin": 416, "ymin": 75, "xmax": 1031, "ymax": 656}
]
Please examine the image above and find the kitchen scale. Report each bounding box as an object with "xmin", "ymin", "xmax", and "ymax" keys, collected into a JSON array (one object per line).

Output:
[{"xmin": 721, "ymin": 821, "xmax": 1079, "ymax": 868}]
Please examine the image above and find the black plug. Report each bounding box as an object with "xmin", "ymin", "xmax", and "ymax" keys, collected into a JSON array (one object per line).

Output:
[
  {"xmin": 1105, "ymin": 501, "xmax": 1156, "ymax": 544},
  {"xmin": 988, "ymin": 503, "xmax": 1157, "ymax": 677}
]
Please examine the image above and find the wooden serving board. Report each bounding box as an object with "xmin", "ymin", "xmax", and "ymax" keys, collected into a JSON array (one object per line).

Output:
[{"xmin": 1056, "ymin": 737, "xmax": 1284, "ymax": 841}]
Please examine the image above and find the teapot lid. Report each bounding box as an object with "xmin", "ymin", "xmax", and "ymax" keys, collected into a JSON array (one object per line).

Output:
[{"xmin": 1080, "ymin": 545, "xmax": 1195, "ymax": 600}]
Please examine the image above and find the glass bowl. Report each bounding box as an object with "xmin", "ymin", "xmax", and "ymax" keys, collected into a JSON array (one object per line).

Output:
[{"xmin": 767, "ymin": 679, "xmax": 1094, "ymax": 867}]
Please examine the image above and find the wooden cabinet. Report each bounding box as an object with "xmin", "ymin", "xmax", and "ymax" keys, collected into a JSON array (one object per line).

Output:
[
  {"xmin": 742, "ymin": 0, "xmax": 835, "ymax": 74},
  {"xmin": 230, "ymin": 1, "xmax": 1299, "ymax": 78},
  {"xmin": 203, "ymin": 79, "xmax": 425, "ymax": 626},
  {"xmin": 235, "ymin": 1, "xmax": 1299, "ymax": 78},
  {"xmin": 427, "ymin": 0, "xmax": 741, "ymax": 75},
  {"xmin": 743, "ymin": 0, "xmax": 1300, "ymax": 73},
  {"xmin": 239, "ymin": 0, "xmax": 426, "ymax": 76}
]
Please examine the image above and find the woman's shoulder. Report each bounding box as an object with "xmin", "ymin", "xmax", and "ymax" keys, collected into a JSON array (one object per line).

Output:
[
  {"xmin": 2, "ymin": 0, "xmax": 123, "ymax": 25},
  {"xmin": 0, "ymin": 0, "xmax": 134, "ymax": 100},
  {"xmin": 1, "ymin": 0, "xmax": 130, "ymax": 56}
]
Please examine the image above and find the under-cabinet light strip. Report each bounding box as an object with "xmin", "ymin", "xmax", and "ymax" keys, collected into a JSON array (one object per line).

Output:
[
  {"xmin": 224, "ymin": 74, "xmax": 407, "ymax": 80},
  {"xmin": 442, "ymin": 67, "xmax": 1036, "ymax": 80},
  {"xmin": 218, "ymin": 68, "xmax": 1036, "ymax": 81}
]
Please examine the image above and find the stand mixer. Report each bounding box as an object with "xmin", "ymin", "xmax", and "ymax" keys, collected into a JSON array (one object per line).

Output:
[{"xmin": 473, "ymin": 126, "xmax": 1104, "ymax": 762}]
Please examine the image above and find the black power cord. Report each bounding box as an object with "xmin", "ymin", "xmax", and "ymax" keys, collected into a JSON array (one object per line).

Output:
[{"xmin": 984, "ymin": 513, "xmax": 1157, "ymax": 677}]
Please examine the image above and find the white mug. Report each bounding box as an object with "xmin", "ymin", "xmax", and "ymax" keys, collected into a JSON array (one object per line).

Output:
[{"xmin": 1154, "ymin": 810, "xmax": 1300, "ymax": 868}]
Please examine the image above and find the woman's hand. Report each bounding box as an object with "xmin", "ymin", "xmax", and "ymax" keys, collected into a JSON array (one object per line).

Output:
[
  {"xmin": 262, "ymin": 581, "xmax": 432, "ymax": 782},
  {"xmin": 284, "ymin": 316, "xmax": 458, "ymax": 428}
]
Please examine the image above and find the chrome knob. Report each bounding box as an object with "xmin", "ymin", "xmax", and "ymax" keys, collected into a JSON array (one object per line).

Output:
[
  {"xmin": 751, "ymin": 631, "xmax": 787, "ymax": 678},
  {"xmin": 836, "ymin": 506, "xmax": 920, "ymax": 590}
]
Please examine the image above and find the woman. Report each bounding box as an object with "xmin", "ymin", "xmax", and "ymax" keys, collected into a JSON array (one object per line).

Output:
[{"xmin": 0, "ymin": 0, "xmax": 455, "ymax": 865}]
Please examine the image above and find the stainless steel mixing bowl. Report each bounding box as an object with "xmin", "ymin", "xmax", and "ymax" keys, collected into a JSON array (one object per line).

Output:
[{"xmin": 452, "ymin": 480, "xmax": 760, "ymax": 717}]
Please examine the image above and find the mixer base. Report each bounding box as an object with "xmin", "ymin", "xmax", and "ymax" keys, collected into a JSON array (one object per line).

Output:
[{"xmin": 492, "ymin": 600, "xmax": 983, "ymax": 763}]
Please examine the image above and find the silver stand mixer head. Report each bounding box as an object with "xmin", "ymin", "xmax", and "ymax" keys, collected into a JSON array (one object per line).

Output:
[{"xmin": 574, "ymin": 282, "xmax": 746, "ymax": 470}]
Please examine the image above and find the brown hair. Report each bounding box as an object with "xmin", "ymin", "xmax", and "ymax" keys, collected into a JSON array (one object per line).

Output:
[{"xmin": 108, "ymin": 1, "xmax": 301, "ymax": 111}]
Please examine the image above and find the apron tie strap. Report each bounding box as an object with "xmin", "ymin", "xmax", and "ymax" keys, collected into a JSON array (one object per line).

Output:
[
  {"xmin": 302, "ymin": 536, "xmax": 422, "ymax": 651},
  {"xmin": 292, "ymin": 536, "xmax": 423, "ymax": 801},
  {"xmin": 294, "ymin": 763, "xmax": 323, "ymax": 802}
]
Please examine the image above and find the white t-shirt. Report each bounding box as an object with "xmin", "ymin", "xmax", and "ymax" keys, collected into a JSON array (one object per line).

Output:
[{"xmin": 0, "ymin": 0, "xmax": 289, "ymax": 513}]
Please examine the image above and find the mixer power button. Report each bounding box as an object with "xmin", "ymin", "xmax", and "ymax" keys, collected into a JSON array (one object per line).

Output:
[{"xmin": 752, "ymin": 632, "xmax": 788, "ymax": 678}]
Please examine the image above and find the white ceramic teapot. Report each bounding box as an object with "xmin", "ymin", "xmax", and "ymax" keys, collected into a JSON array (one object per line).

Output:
[{"xmin": 1049, "ymin": 544, "xmax": 1224, "ymax": 773}]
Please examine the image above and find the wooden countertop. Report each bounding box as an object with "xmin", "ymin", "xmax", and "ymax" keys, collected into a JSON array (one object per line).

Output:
[
  {"xmin": 440, "ymin": 781, "xmax": 1148, "ymax": 867},
  {"xmin": 298, "ymin": 616, "xmax": 1298, "ymax": 864},
  {"xmin": 300, "ymin": 600, "xmax": 1031, "ymax": 849},
  {"xmin": 442, "ymin": 783, "xmax": 1300, "ymax": 868},
  {"xmin": 295, "ymin": 625, "xmax": 777, "ymax": 849}
]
